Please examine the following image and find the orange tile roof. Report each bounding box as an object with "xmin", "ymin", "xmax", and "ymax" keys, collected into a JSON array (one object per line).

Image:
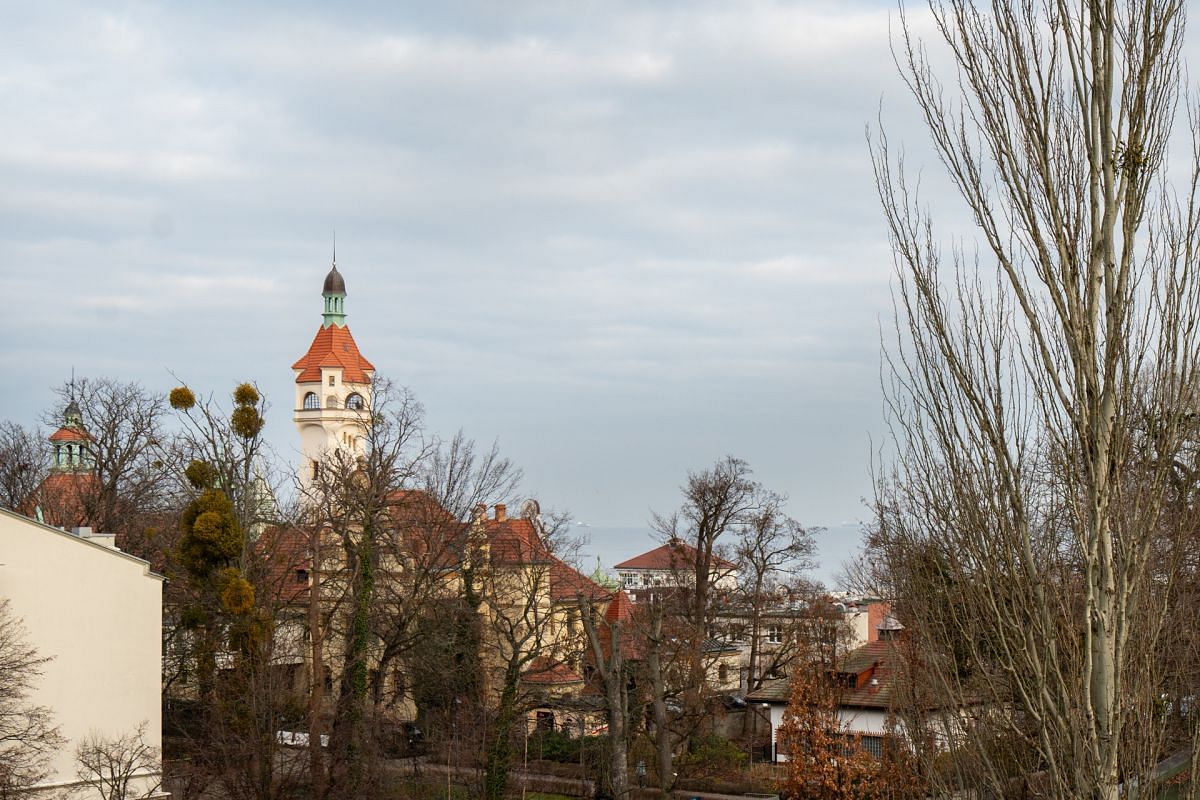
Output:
[
  {"xmin": 26, "ymin": 471, "xmax": 99, "ymax": 529},
  {"xmin": 522, "ymin": 656, "xmax": 583, "ymax": 685},
  {"xmin": 483, "ymin": 517, "xmax": 608, "ymax": 601},
  {"xmin": 604, "ymin": 590, "xmax": 635, "ymax": 625},
  {"xmin": 614, "ymin": 539, "xmax": 736, "ymax": 571},
  {"xmin": 599, "ymin": 589, "xmax": 644, "ymax": 661},
  {"xmin": 292, "ymin": 324, "xmax": 375, "ymax": 384},
  {"xmin": 48, "ymin": 425, "xmax": 91, "ymax": 443}
]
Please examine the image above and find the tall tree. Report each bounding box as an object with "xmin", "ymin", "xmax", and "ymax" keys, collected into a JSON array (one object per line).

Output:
[
  {"xmin": 0, "ymin": 599, "xmax": 62, "ymax": 798},
  {"xmin": 579, "ymin": 590, "xmax": 633, "ymax": 799},
  {"xmin": 42, "ymin": 377, "xmax": 167, "ymax": 535},
  {"xmin": 872, "ymin": 1, "xmax": 1200, "ymax": 797},
  {"xmin": 0, "ymin": 422, "xmax": 45, "ymax": 514},
  {"xmin": 734, "ymin": 492, "xmax": 816, "ymax": 694},
  {"xmin": 651, "ymin": 457, "xmax": 758, "ymax": 729}
]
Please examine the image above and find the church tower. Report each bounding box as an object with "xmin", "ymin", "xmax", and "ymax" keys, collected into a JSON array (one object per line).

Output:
[
  {"xmin": 49, "ymin": 400, "xmax": 93, "ymax": 472},
  {"xmin": 292, "ymin": 259, "xmax": 375, "ymax": 494}
]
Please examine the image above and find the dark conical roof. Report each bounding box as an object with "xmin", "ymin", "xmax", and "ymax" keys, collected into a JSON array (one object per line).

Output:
[{"xmin": 323, "ymin": 265, "xmax": 346, "ymax": 295}]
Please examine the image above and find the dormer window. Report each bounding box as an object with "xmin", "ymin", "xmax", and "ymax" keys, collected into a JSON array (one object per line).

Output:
[
  {"xmin": 328, "ymin": 375, "xmax": 336, "ymax": 386},
  {"xmin": 303, "ymin": 392, "xmax": 319, "ymax": 410}
]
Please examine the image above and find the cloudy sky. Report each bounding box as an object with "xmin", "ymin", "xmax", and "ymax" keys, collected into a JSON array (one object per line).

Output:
[{"xmin": 1, "ymin": 1, "xmax": 949, "ymax": 583}]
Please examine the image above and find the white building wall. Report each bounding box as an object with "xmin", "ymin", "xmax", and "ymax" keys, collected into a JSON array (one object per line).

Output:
[
  {"xmin": 763, "ymin": 703, "xmax": 889, "ymax": 763},
  {"xmin": 0, "ymin": 509, "xmax": 164, "ymax": 798}
]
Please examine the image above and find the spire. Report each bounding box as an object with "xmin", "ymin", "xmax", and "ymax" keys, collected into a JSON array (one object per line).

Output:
[{"xmin": 321, "ymin": 250, "xmax": 347, "ymax": 328}]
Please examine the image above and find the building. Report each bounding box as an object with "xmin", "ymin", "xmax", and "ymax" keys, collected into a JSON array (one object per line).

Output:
[
  {"xmin": 273, "ymin": 266, "xmax": 614, "ymax": 732},
  {"xmin": 0, "ymin": 507, "xmax": 164, "ymax": 798},
  {"xmin": 292, "ymin": 260, "xmax": 375, "ymax": 496},
  {"xmin": 747, "ymin": 638, "xmax": 901, "ymax": 763},
  {"xmin": 23, "ymin": 400, "xmax": 99, "ymax": 530},
  {"xmin": 613, "ymin": 538, "xmax": 738, "ymax": 604}
]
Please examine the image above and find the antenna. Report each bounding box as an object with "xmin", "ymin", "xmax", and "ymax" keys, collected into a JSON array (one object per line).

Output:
[{"xmin": 332, "ymin": 229, "xmax": 337, "ymax": 268}]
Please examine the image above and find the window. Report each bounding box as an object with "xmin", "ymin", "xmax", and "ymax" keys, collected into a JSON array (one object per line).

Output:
[
  {"xmin": 718, "ymin": 664, "xmax": 729, "ymax": 683},
  {"xmin": 860, "ymin": 735, "xmax": 884, "ymax": 758},
  {"xmin": 311, "ymin": 460, "xmax": 320, "ymax": 480},
  {"xmin": 326, "ymin": 395, "xmax": 338, "ymax": 409},
  {"xmin": 328, "ymin": 375, "xmax": 336, "ymax": 386},
  {"xmin": 346, "ymin": 393, "xmax": 365, "ymax": 410},
  {"xmin": 303, "ymin": 392, "xmax": 319, "ymax": 410},
  {"xmin": 767, "ymin": 625, "xmax": 783, "ymax": 644},
  {"xmin": 295, "ymin": 569, "xmax": 309, "ymax": 584}
]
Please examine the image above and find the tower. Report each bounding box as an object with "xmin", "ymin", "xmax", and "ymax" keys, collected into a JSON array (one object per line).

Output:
[
  {"xmin": 292, "ymin": 259, "xmax": 375, "ymax": 494},
  {"xmin": 48, "ymin": 400, "xmax": 93, "ymax": 472}
]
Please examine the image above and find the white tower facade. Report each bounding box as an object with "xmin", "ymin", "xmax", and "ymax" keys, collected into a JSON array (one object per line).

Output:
[{"xmin": 292, "ymin": 262, "xmax": 375, "ymax": 495}]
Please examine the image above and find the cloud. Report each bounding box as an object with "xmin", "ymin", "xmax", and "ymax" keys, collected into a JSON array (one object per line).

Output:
[{"xmin": 0, "ymin": 0, "xmax": 929, "ymax": 539}]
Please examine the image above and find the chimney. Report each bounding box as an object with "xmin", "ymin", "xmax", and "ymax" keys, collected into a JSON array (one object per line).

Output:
[{"xmin": 494, "ymin": 504, "xmax": 507, "ymax": 522}]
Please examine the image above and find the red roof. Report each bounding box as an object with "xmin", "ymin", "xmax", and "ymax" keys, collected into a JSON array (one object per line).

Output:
[
  {"xmin": 604, "ymin": 590, "xmax": 635, "ymax": 625},
  {"xmin": 598, "ymin": 590, "xmax": 643, "ymax": 661},
  {"xmin": 483, "ymin": 517, "xmax": 608, "ymax": 602},
  {"xmin": 614, "ymin": 539, "xmax": 735, "ymax": 572},
  {"xmin": 25, "ymin": 471, "xmax": 99, "ymax": 529},
  {"xmin": 48, "ymin": 425, "xmax": 91, "ymax": 443},
  {"xmin": 522, "ymin": 656, "xmax": 583, "ymax": 685},
  {"xmin": 292, "ymin": 325, "xmax": 375, "ymax": 384}
]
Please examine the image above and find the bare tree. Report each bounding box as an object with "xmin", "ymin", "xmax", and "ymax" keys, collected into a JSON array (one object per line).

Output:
[
  {"xmin": 0, "ymin": 422, "xmax": 45, "ymax": 514},
  {"xmin": 41, "ymin": 377, "xmax": 167, "ymax": 536},
  {"xmin": 73, "ymin": 721, "xmax": 161, "ymax": 800},
  {"xmin": 872, "ymin": 1, "xmax": 1200, "ymax": 797},
  {"xmin": 0, "ymin": 599, "xmax": 62, "ymax": 799},
  {"xmin": 579, "ymin": 590, "xmax": 633, "ymax": 799},
  {"xmin": 734, "ymin": 492, "xmax": 816, "ymax": 693}
]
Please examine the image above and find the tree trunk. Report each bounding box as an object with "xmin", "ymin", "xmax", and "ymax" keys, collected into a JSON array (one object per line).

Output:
[
  {"xmin": 307, "ymin": 530, "xmax": 326, "ymax": 798},
  {"xmin": 647, "ymin": 606, "xmax": 673, "ymax": 799},
  {"xmin": 483, "ymin": 661, "xmax": 522, "ymax": 800}
]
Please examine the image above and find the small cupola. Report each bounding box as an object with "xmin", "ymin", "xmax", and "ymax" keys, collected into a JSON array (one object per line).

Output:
[
  {"xmin": 49, "ymin": 399, "xmax": 93, "ymax": 472},
  {"xmin": 322, "ymin": 262, "xmax": 347, "ymax": 328}
]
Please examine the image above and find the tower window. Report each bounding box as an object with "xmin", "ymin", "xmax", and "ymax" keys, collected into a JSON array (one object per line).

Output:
[
  {"xmin": 346, "ymin": 393, "xmax": 365, "ymax": 410},
  {"xmin": 303, "ymin": 392, "xmax": 319, "ymax": 410},
  {"xmin": 328, "ymin": 375, "xmax": 336, "ymax": 386}
]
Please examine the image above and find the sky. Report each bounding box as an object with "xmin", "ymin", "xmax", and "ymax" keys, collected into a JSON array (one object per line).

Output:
[{"xmin": 0, "ymin": 1, "xmax": 946, "ymax": 586}]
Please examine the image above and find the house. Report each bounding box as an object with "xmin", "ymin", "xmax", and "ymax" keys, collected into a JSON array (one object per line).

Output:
[
  {"xmin": 0, "ymin": 507, "xmax": 164, "ymax": 798},
  {"xmin": 747, "ymin": 638, "xmax": 901, "ymax": 762},
  {"xmin": 614, "ymin": 538, "xmax": 737, "ymax": 604}
]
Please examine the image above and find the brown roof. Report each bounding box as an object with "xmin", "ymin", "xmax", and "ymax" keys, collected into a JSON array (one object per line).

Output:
[
  {"xmin": 745, "ymin": 640, "xmax": 900, "ymax": 710},
  {"xmin": 292, "ymin": 324, "xmax": 375, "ymax": 384},
  {"xmin": 614, "ymin": 539, "xmax": 736, "ymax": 572}
]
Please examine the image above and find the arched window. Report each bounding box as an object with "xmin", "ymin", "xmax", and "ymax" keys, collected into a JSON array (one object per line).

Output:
[
  {"xmin": 326, "ymin": 395, "xmax": 339, "ymax": 409},
  {"xmin": 346, "ymin": 393, "xmax": 365, "ymax": 410},
  {"xmin": 303, "ymin": 392, "xmax": 319, "ymax": 410}
]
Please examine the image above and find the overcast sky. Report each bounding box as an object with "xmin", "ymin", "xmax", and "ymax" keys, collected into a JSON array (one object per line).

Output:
[{"xmin": 0, "ymin": 1, "xmax": 956, "ymax": 583}]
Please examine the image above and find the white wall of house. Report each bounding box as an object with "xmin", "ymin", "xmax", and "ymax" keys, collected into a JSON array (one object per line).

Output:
[
  {"xmin": 761, "ymin": 702, "xmax": 890, "ymax": 763},
  {"xmin": 0, "ymin": 508, "xmax": 164, "ymax": 798}
]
